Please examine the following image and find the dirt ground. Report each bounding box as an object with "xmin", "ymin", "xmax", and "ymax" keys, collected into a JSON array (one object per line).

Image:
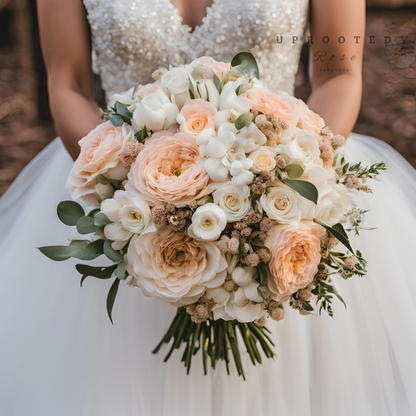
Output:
[{"xmin": 0, "ymin": 2, "xmax": 415, "ymax": 197}]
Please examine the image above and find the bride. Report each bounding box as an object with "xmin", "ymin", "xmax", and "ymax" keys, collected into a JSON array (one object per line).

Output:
[{"xmin": 1, "ymin": 0, "xmax": 416, "ymax": 415}]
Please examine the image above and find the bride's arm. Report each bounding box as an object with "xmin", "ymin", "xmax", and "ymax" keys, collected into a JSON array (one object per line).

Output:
[
  {"xmin": 307, "ymin": 0, "xmax": 365, "ymax": 138},
  {"xmin": 37, "ymin": 0, "xmax": 102, "ymax": 160}
]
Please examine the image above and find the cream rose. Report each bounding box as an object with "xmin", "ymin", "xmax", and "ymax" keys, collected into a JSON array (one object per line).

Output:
[
  {"xmin": 161, "ymin": 66, "xmax": 192, "ymax": 109},
  {"xmin": 265, "ymin": 221, "xmax": 325, "ymax": 297},
  {"xmin": 177, "ymin": 99, "xmax": 217, "ymax": 137},
  {"xmin": 101, "ymin": 190, "xmax": 154, "ymax": 248},
  {"xmin": 212, "ymin": 182, "xmax": 251, "ymax": 222},
  {"xmin": 189, "ymin": 203, "xmax": 227, "ymax": 241},
  {"xmin": 133, "ymin": 89, "xmax": 179, "ymax": 131},
  {"xmin": 279, "ymin": 130, "xmax": 321, "ymax": 166},
  {"xmin": 66, "ymin": 122, "xmax": 132, "ymax": 202},
  {"xmin": 127, "ymin": 228, "xmax": 228, "ymax": 306},
  {"xmin": 126, "ymin": 132, "xmax": 210, "ymax": 207},
  {"xmin": 248, "ymin": 146, "xmax": 277, "ymax": 173},
  {"xmin": 315, "ymin": 184, "xmax": 350, "ymax": 226},
  {"xmin": 259, "ymin": 182, "xmax": 303, "ymax": 225}
]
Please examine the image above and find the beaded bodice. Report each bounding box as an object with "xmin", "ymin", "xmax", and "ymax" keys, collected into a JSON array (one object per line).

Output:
[{"xmin": 83, "ymin": 0, "xmax": 309, "ymax": 99}]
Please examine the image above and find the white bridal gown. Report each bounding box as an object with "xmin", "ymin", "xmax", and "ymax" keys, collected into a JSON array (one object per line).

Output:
[{"xmin": 1, "ymin": 0, "xmax": 416, "ymax": 415}]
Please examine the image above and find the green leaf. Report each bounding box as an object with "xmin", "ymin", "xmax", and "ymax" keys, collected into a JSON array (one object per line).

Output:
[
  {"xmin": 235, "ymin": 112, "xmax": 253, "ymax": 130},
  {"xmin": 235, "ymin": 85, "xmax": 242, "ymax": 96},
  {"xmin": 77, "ymin": 239, "xmax": 105, "ymax": 260},
  {"xmin": 115, "ymin": 101, "xmax": 133, "ymax": 119},
  {"xmin": 94, "ymin": 212, "xmax": 111, "ymax": 227},
  {"xmin": 214, "ymin": 74, "xmax": 221, "ymax": 92},
  {"xmin": 108, "ymin": 114, "xmax": 125, "ymax": 127},
  {"xmin": 302, "ymin": 302, "xmax": 314, "ymax": 311},
  {"xmin": 283, "ymin": 179, "xmax": 318, "ymax": 204},
  {"xmin": 230, "ymin": 52, "xmax": 260, "ymax": 79},
  {"xmin": 137, "ymin": 125, "xmax": 150, "ymax": 142},
  {"xmin": 76, "ymin": 264, "xmax": 117, "ymax": 279},
  {"xmin": 256, "ymin": 266, "xmax": 267, "ymax": 286},
  {"xmin": 315, "ymin": 220, "xmax": 354, "ymax": 254},
  {"xmin": 285, "ymin": 164, "xmax": 304, "ymax": 179},
  {"xmin": 103, "ymin": 240, "xmax": 124, "ymax": 262},
  {"xmin": 321, "ymin": 282, "xmax": 347, "ymax": 309},
  {"xmin": 39, "ymin": 239, "xmax": 104, "ymax": 262},
  {"xmin": 188, "ymin": 77, "xmax": 195, "ymax": 99},
  {"xmin": 107, "ymin": 278, "xmax": 120, "ymax": 324},
  {"xmin": 96, "ymin": 174, "xmax": 122, "ymax": 186},
  {"xmin": 76, "ymin": 216, "xmax": 101, "ymax": 235},
  {"xmin": 57, "ymin": 201, "xmax": 85, "ymax": 226},
  {"xmin": 116, "ymin": 259, "xmax": 127, "ymax": 280},
  {"xmin": 256, "ymin": 287, "xmax": 265, "ymax": 301}
]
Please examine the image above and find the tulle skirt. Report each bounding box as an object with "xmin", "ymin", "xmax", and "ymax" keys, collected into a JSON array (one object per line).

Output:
[{"xmin": 0, "ymin": 133, "xmax": 415, "ymax": 416}]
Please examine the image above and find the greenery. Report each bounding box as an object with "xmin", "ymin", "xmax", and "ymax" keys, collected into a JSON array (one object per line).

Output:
[
  {"xmin": 153, "ymin": 309, "xmax": 275, "ymax": 380},
  {"xmin": 230, "ymin": 52, "xmax": 260, "ymax": 79},
  {"xmin": 314, "ymin": 220, "xmax": 354, "ymax": 253},
  {"xmin": 282, "ymin": 179, "xmax": 319, "ymax": 204},
  {"xmin": 235, "ymin": 113, "xmax": 253, "ymax": 130}
]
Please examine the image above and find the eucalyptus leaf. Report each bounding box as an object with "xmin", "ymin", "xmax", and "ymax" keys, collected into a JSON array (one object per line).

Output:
[
  {"xmin": 76, "ymin": 263, "xmax": 117, "ymax": 279},
  {"xmin": 57, "ymin": 201, "xmax": 85, "ymax": 226},
  {"xmin": 116, "ymin": 259, "xmax": 127, "ymax": 280},
  {"xmin": 76, "ymin": 216, "xmax": 101, "ymax": 235},
  {"xmin": 314, "ymin": 220, "xmax": 354, "ymax": 254},
  {"xmin": 230, "ymin": 52, "xmax": 260, "ymax": 79},
  {"xmin": 94, "ymin": 212, "xmax": 111, "ymax": 227},
  {"xmin": 214, "ymin": 74, "xmax": 221, "ymax": 92},
  {"xmin": 108, "ymin": 114, "xmax": 125, "ymax": 127},
  {"xmin": 115, "ymin": 101, "xmax": 133, "ymax": 119},
  {"xmin": 88, "ymin": 208, "xmax": 100, "ymax": 218},
  {"xmin": 38, "ymin": 239, "xmax": 104, "ymax": 262},
  {"xmin": 107, "ymin": 278, "xmax": 120, "ymax": 324},
  {"xmin": 285, "ymin": 164, "xmax": 304, "ymax": 179},
  {"xmin": 104, "ymin": 240, "xmax": 124, "ymax": 262},
  {"xmin": 235, "ymin": 113, "xmax": 253, "ymax": 130},
  {"xmin": 77, "ymin": 239, "xmax": 105, "ymax": 261},
  {"xmin": 283, "ymin": 179, "xmax": 318, "ymax": 204}
]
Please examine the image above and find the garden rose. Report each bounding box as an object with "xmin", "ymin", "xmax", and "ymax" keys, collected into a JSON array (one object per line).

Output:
[
  {"xmin": 212, "ymin": 182, "xmax": 251, "ymax": 222},
  {"xmin": 177, "ymin": 99, "xmax": 217, "ymax": 137},
  {"xmin": 66, "ymin": 121, "xmax": 132, "ymax": 202},
  {"xmin": 126, "ymin": 132, "xmax": 210, "ymax": 207},
  {"xmin": 248, "ymin": 146, "xmax": 277, "ymax": 173},
  {"xmin": 194, "ymin": 56, "xmax": 230, "ymax": 80},
  {"xmin": 295, "ymin": 99, "xmax": 326, "ymax": 142},
  {"xmin": 127, "ymin": 228, "xmax": 228, "ymax": 306},
  {"xmin": 265, "ymin": 222, "xmax": 325, "ymax": 297},
  {"xmin": 243, "ymin": 89, "xmax": 299, "ymax": 126},
  {"xmin": 135, "ymin": 80, "xmax": 162, "ymax": 98}
]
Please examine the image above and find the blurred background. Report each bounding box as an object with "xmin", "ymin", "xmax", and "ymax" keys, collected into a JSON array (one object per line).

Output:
[{"xmin": 0, "ymin": 0, "xmax": 415, "ymax": 196}]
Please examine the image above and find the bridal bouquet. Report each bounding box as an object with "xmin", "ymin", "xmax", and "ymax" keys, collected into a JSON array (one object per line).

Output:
[{"xmin": 40, "ymin": 52, "xmax": 385, "ymax": 379}]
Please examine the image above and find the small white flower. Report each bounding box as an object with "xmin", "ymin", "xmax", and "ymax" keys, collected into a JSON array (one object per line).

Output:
[
  {"xmin": 188, "ymin": 203, "xmax": 227, "ymax": 241},
  {"xmin": 232, "ymin": 266, "xmax": 255, "ymax": 287},
  {"xmin": 101, "ymin": 190, "xmax": 155, "ymax": 248},
  {"xmin": 212, "ymin": 181, "xmax": 251, "ymax": 222},
  {"xmin": 133, "ymin": 89, "xmax": 179, "ymax": 132},
  {"xmin": 237, "ymin": 122, "xmax": 267, "ymax": 153},
  {"xmin": 259, "ymin": 181, "xmax": 303, "ymax": 225}
]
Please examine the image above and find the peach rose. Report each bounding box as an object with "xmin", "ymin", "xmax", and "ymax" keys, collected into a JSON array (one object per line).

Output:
[
  {"xmin": 243, "ymin": 89, "xmax": 299, "ymax": 126},
  {"xmin": 126, "ymin": 131, "xmax": 210, "ymax": 207},
  {"xmin": 135, "ymin": 80, "xmax": 162, "ymax": 99},
  {"xmin": 127, "ymin": 227, "xmax": 228, "ymax": 306},
  {"xmin": 66, "ymin": 121, "xmax": 132, "ymax": 201},
  {"xmin": 196, "ymin": 56, "xmax": 231, "ymax": 80},
  {"xmin": 248, "ymin": 146, "xmax": 277, "ymax": 173},
  {"xmin": 178, "ymin": 99, "xmax": 217, "ymax": 137},
  {"xmin": 265, "ymin": 221, "xmax": 325, "ymax": 297},
  {"xmin": 295, "ymin": 100, "xmax": 326, "ymax": 143}
]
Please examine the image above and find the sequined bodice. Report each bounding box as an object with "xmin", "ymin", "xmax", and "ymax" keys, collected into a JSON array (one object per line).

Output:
[{"xmin": 83, "ymin": 0, "xmax": 309, "ymax": 99}]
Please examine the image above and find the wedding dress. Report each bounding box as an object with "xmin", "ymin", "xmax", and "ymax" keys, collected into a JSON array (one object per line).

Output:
[{"xmin": 1, "ymin": 0, "xmax": 416, "ymax": 415}]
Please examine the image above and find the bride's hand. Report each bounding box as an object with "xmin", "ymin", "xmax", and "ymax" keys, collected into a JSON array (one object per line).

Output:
[
  {"xmin": 37, "ymin": 0, "xmax": 102, "ymax": 160},
  {"xmin": 307, "ymin": 0, "xmax": 365, "ymax": 138}
]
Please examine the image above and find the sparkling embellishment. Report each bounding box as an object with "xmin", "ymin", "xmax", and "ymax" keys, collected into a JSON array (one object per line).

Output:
[{"xmin": 83, "ymin": 0, "xmax": 309, "ymax": 101}]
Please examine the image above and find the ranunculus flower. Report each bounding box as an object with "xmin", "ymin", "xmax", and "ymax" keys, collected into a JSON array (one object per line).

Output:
[
  {"xmin": 133, "ymin": 89, "xmax": 179, "ymax": 131},
  {"xmin": 265, "ymin": 221, "xmax": 325, "ymax": 297},
  {"xmin": 177, "ymin": 99, "xmax": 217, "ymax": 137},
  {"xmin": 135, "ymin": 80, "xmax": 162, "ymax": 98},
  {"xmin": 188, "ymin": 203, "xmax": 227, "ymax": 241},
  {"xmin": 248, "ymin": 146, "xmax": 277, "ymax": 173},
  {"xmin": 295, "ymin": 99, "xmax": 326, "ymax": 142},
  {"xmin": 243, "ymin": 89, "xmax": 299, "ymax": 126},
  {"xmin": 259, "ymin": 181, "xmax": 303, "ymax": 225},
  {"xmin": 101, "ymin": 190, "xmax": 155, "ymax": 249},
  {"xmin": 126, "ymin": 228, "xmax": 228, "ymax": 306},
  {"xmin": 66, "ymin": 122, "xmax": 133, "ymax": 202},
  {"xmin": 126, "ymin": 131, "xmax": 210, "ymax": 207},
  {"xmin": 212, "ymin": 181, "xmax": 251, "ymax": 222}
]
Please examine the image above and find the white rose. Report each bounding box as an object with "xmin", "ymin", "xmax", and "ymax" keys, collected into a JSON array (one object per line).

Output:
[
  {"xmin": 278, "ymin": 127, "xmax": 296, "ymax": 145},
  {"xmin": 133, "ymin": 89, "xmax": 179, "ymax": 131},
  {"xmin": 101, "ymin": 190, "xmax": 155, "ymax": 247},
  {"xmin": 260, "ymin": 182, "xmax": 303, "ymax": 225},
  {"xmin": 315, "ymin": 184, "xmax": 350, "ymax": 225},
  {"xmin": 280, "ymin": 130, "xmax": 320, "ymax": 165},
  {"xmin": 161, "ymin": 66, "xmax": 191, "ymax": 109},
  {"xmin": 107, "ymin": 86, "xmax": 137, "ymax": 110},
  {"xmin": 212, "ymin": 182, "xmax": 251, "ymax": 222},
  {"xmin": 188, "ymin": 203, "xmax": 227, "ymax": 241},
  {"xmin": 248, "ymin": 146, "xmax": 277, "ymax": 173}
]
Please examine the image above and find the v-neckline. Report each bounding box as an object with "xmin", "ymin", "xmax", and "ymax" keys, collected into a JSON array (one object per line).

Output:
[{"xmin": 168, "ymin": 0, "xmax": 217, "ymax": 34}]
